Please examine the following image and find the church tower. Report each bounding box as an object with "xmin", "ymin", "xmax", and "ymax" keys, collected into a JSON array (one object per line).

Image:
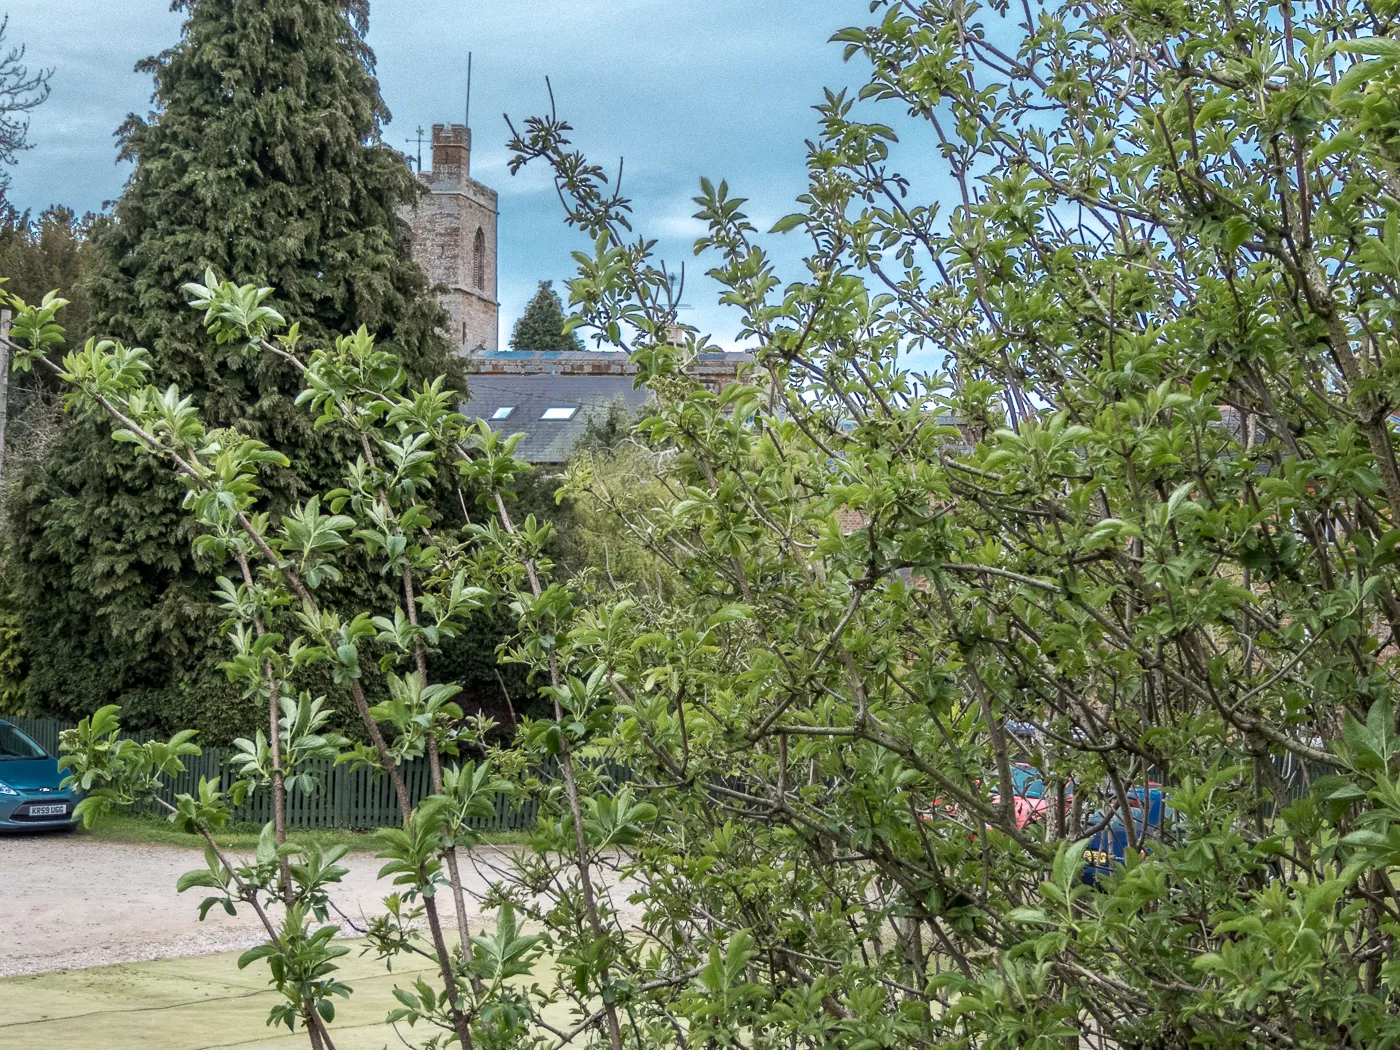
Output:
[{"xmin": 401, "ymin": 123, "xmax": 499, "ymax": 353}]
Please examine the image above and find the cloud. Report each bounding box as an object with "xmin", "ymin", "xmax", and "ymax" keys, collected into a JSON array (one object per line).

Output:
[
  {"xmin": 5, "ymin": 0, "xmax": 180, "ymax": 211},
  {"xmin": 5, "ymin": 0, "xmax": 897, "ymax": 348},
  {"xmin": 649, "ymin": 202, "xmax": 707, "ymax": 240}
]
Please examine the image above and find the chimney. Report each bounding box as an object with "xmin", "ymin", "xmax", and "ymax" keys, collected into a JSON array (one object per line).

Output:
[{"xmin": 430, "ymin": 123, "xmax": 470, "ymax": 179}]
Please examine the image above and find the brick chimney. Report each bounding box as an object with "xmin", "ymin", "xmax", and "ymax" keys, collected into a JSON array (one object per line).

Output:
[{"xmin": 430, "ymin": 123, "xmax": 470, "ymax": 179}]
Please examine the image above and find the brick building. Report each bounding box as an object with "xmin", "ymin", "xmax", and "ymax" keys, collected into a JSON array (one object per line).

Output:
[{"xmin": 400, "ymin": 123, "xmax": 499, "ymax": 352}]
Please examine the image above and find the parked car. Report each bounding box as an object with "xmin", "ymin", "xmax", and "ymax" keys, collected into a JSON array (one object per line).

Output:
[
  {"xmin": 924, "ymin": 763, "xmax": 1073, "ymax": 831},
  {"xmin": 1082, "ymin": 783, "xmax": 1172, "ymax": 884},
  {"xmin": 989, "ymin": 768, "xmax": 1173, "ymax": 879},
  {"xmin": 0, "ymin": 719, "xmax": 81, "ymax": 831},
  {"xmin": 922, "ymin": 763, "xmax": 1174, "ymax": 883},
  {"xmin": 995, "ymin": 763, "xmax": 1072, "ymax": 829}
]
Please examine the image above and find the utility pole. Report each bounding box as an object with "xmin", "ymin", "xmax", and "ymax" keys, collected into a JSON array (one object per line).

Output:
[{"xmin": 0, "ymin": 309, "xmax": 11, "ymax": 504}]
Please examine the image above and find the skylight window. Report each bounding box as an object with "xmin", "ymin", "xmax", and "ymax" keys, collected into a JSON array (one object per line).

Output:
[
  {"xmin": 490, "ymin": 406, "xmax": 515, "ymax": 420},
  {"xmin": 541, "ymin": 406, "xmax": 578, "ymax": 421}
]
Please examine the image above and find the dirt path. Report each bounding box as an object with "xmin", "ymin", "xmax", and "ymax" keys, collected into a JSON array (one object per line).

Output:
[{"xmin": 0, "ymin": 832, "xmax": 618, "ymax": 977}]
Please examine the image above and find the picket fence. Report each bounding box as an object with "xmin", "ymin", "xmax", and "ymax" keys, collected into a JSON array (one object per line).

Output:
[{"xmin": 9, "ymin": 716, "xmax": 544, "ymax": 832}]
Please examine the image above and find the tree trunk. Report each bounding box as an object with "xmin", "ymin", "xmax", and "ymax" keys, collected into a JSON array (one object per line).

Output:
[{"xmin": 0, "ymin": 309, "xmax": 12, "ymax": 507}]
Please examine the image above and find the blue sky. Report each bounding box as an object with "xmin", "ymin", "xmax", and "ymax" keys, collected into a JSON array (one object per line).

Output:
[{"xmin": 2, "ymin": 0, "xmax": 882, "ymax": 350}]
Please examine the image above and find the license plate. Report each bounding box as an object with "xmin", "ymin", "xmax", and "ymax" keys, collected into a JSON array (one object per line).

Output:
[{"xmin": 28, "ymin": 804, "xmax": 67, "ymax": 817}]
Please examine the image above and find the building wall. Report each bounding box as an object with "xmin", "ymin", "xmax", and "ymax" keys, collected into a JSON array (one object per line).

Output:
[
  {"xmin": 400, "ymin": 123, "xmax": 499, "ymax": 353},
  {"xmin": 466, "ymin": 349, "xmax": 752, "ymax": 390}
]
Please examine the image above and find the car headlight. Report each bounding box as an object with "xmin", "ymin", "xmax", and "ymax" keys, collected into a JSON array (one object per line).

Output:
[{"xmin": 0, "ymin": 780, "xmax": 18, "ymax": 796}]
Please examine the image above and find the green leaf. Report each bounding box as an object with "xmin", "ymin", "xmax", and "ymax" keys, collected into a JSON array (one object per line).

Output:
[
  {"xmin": 237, "ymin": 944, "xmax": 279, "ymax": 970},
  {"xmin": 1007, "ymin": 907, "xmax": 1052, "ymax": 924},
  {"xmin": 176, "ymin": 868, "xmax": 224, "ymax": 894},
  {"xmin": 768, "ymin": 213, "xmax": 809, "ymax": 234}
]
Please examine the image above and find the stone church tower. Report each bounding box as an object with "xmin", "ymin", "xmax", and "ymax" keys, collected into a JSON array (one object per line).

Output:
[{"xmin": 401, "ymin": 123, "xmax": 499, "ymax": 353}]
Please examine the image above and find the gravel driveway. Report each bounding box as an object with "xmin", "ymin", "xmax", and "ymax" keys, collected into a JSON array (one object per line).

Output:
[{"xmin": 0, "ymin": 832, "xmax": 618, "ymax": 977}]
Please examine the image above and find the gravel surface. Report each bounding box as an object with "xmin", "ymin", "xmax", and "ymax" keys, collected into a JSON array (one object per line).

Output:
[{"xmin": 0, "ymin": 832, "xmax": 627, "ymax": 977}]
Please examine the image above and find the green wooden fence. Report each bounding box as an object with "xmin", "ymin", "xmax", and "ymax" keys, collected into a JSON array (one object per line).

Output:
[
  {"xmin": 8, "ymin": 716, "xmax": 540, "ymax": 832},
  {"xmin": 11, "ymin": 714, "xmax": 1332, "ymax": 832}
]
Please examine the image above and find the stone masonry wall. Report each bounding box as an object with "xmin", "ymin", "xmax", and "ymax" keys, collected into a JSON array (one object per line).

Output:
[{"xmin": 399, "ymin": 123, "xmax": 499, "ymax": 353}]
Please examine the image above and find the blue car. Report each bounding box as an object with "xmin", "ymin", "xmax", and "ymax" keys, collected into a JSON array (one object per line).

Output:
[
  {"xmin": 1083, "ymin": 784, "xmax": 1171, "ymax": 883},
  {"xmin": 0, "ymin": 719, "xmax": 81, "ymax": 831}
]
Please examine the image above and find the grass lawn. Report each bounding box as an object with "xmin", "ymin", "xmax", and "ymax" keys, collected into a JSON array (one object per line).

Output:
[
  {"xmin": 0, "ymin": 943, "xmax": 418, "ymax": 1050},
  {"xmin": 1, "ymin": 935, "xmax": 572, "ymax": 1050},
  {"xmin": 0, "ymin": 939, "xmax": 531, "ymax": 1050},
  {"xmin": 77, "ymin": 810, "xmax": 530, "ymax": 853}
]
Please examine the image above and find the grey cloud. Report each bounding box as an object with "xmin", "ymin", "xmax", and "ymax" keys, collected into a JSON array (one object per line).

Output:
[{"xmin": 6, "ymin": 0, "xmax": 877, "ymax": 347}]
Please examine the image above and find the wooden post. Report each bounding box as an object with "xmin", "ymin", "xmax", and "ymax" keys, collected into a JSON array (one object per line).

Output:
[{"xmin": 0, "ymin": 308, "xmax": 11, "ymax": 505}]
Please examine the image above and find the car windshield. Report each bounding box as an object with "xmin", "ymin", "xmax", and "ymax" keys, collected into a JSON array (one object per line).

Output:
[
  {"xmin": 0, "ymin": 725, "xmax": 46, "ymax": 760},
  {"xmin": 1011, "ymin": 765, "xmax": 1046, "ymax": 799}
]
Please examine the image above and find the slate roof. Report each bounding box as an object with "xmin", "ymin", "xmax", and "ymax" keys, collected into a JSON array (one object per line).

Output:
[
  {"xmin": 463, "ymin": 372, "xmax": 652, "ymax": 465},
  {"xmin": 468, "ymin": 349, "xmax": 751, "ymax": 375}
]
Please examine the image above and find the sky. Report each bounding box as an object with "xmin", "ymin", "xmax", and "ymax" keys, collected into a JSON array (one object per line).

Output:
[{"xmin": 1, "ymin": 0, "xmax": 884, "ymax": 350}]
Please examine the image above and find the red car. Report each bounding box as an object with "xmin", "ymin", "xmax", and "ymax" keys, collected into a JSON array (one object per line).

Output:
[{"xmin": 923, "ymin": 763, "xmax": 1068, "ymax": 831}]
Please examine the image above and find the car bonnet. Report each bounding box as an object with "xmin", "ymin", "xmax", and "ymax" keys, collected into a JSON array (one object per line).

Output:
[{"xmin": 0, "ymin": 756, "xmax": 66, "ymax": 791}]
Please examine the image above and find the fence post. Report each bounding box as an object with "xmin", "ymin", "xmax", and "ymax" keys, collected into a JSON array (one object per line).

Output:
[{"xmin": 331, "ymin": 761, "xmax": 344, "ymax": 828}]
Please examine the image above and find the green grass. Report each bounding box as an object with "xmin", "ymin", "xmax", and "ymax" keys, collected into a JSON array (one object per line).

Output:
[
  {"xmin": 76, "ymin": 810, "xmax": 530, "ymax": 852},
  {"xmin": 0, "ymin": 939, "xmax": 568, "ymax": 1050}
]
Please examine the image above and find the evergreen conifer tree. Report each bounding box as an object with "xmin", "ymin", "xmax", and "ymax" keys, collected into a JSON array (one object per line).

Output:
[
  {"xmin": 3, "ymin": 0, "xmax": 456, "ymax": 735},
  {"xmin": 0, "ymin": 207, "xmax": 101, "ymax": 352},
  {"xmin": 509, "ymin": 280, "xmax": 582, "ymax": 351}
]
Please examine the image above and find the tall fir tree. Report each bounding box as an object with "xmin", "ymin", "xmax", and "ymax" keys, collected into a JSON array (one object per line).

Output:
[
  {"xmin": 0, "ymin": 207, "xmax": 100, "ymax": 349},
  {"xmin": 2, "ymin": 0, "xmax": 457, "ymax": 736},
  {"xmin": 0, "ymin": 206, "xmax": 102, "ymax": 434},
  {"xmin": 509, "ymin": 280, "xmax": 583, "ymax": 351}
]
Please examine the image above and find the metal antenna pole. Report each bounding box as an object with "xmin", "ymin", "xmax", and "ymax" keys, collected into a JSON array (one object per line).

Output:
[
  {"xmin": 405, "ymin": 126, "xmax": 424, "ymax": 172},
  {"xmin": 465, "ymin": 52, "xmax": 472, "ymax": 129}
]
